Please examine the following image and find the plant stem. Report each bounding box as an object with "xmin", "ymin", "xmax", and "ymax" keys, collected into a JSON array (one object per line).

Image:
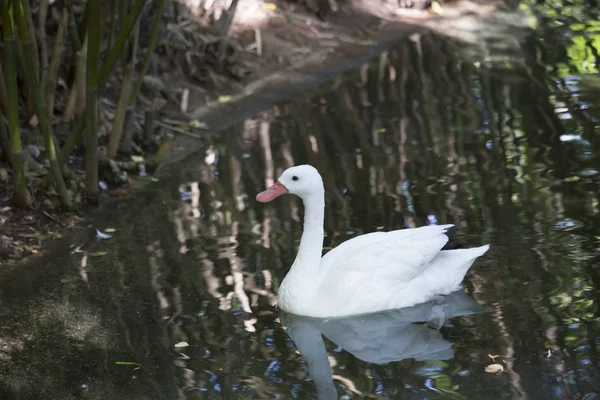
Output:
[
  {"xmin": 45, "ymin": 0, "xmax": 70, "ymax": 119},
  {"xmin": 78, "ymin": 1, "xmax": 90, "ymax": 45},
  {"xmin": 108, "ymin": 16, "xmax": 141, "ymax": 159},
  {"xmin": 68, "ymin": 7, "xmax": 83, "ymax": 50},
  {"xmin": 0, "ymin": 113, "xmax": 11, "ymax": 163},
  {"xmin": 37, "ymin": 0, "xmax": 49, "ymax": 91},
  {"xmin": 20, "ymin": 0, "xmax": 40, "ymax": 81},
  {"xmin": 106, "ymin": 0, "xmax": 117, "ymax": 51},
  {"xmin": 98, "ymin": 0, "xmax": 147, "ymax": 90},
  {"xmin": 62, "ymin": 40, "xmax": 87, "ymax": 123},
  {"xmin": 14, "ymin": 0, "xmax": 72, "ymax": 209},
  {"xmin": 86, "ymin": 0, "xmax": 102, "ymax": 203},
  {"xmin": 0, "ymin": 64, "xmax": 9, "ymax": 115},
  {"xmin": 2, "ymin": 0, "xmax": 30, "ymax": 208},
  {"xmin": 58, "ymin": 112, "xmax": 86, "ymax": 169},
  {"xmin": 129, "ymin": 0, "xmax": 165, "ymax": 106}
]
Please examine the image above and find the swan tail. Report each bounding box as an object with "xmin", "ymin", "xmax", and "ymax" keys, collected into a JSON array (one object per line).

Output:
[
  {"xmin": 449, "ymin": 244, "xmax": 490, "ymax": 260},
  {"xmin": 418, "ymin": 244, "xmax": 490, "ymax": 295}
]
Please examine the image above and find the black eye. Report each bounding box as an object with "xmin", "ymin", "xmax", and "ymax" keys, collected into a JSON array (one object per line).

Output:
[{"xmin": 292, "ymin": 176, "xmax": 299, "ymax": 181}]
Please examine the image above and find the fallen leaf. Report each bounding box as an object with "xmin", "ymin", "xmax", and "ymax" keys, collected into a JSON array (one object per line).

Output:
[
  {"xmin": 104, "ymin": 228, "xmax": 117, "ymax": 233},
  {"xmin": 488, "ymin": 354, "xmax": 500, "ymax": 361},
  {"xmin": 174, "ymin": 342, "xmax": 189, "ymax": 348},
  {"xmin": 357, "ymin": 39, "xmax": 376, "ymax": 46},
  {"xmin": 96, "ymin": 229, "xmax": 112, "ymax": 240},
  {"xmin": 564, "ymin": 176, "xmax": 580, "ymax": 182},
  {"xmin": 19, "ymin": 232, "xmax": 45, "ymax": 239},
  {"xmin": 218, "ymin": 95, "xmax": 232, "ymax": 103},
  {"xmin": 188, "ymin": 120, "xmax": 208, "ymax": 129},
  {"xmin": 119, "ymin": 191, "xmax": 134, "ymax": 200},
  {"xmin": 150, "ymin": 177, "xmax": 159, "ymax": 182},
  {"xmin": 29, "ymin": 115, "xmax": 39, "ymax": 127},
  {"xmin": 89, "ymin": 251, "xmax": 107, "ymax": 258},
  {"xmin": 115, "ymin": 361, "xmax": 142, "ymax": 367},
  {"xmin": 180, "ymin": 88, "xmax": 189, "ymax": 113},
  {"xmin": 282, "ymin": 12, "xmax": 295, "ymax": 22},
  {"xmin": 23, "ymin": 245, "xmax": 40, "ymax": 254},
  {"xmin": 154, "ymin": 137, "xmax": 171, "ymax": 161},
  {"xmin": 263, "ymin": 2, "xmax": 277, "ymax": 10},
  {"xmin": 485, "ymin": 364, "xmax": 504, "ymax": 373},
  {"xmin": 431, "ymin": 0, "xmax": 444, "ymax": 14},
  {"xmin": 131, "ymin": 155, "xmax": 145, "ymax": 163},
  {"xmin": 65, "ymin": 215, "xmax": 80, "ymax": 226}
]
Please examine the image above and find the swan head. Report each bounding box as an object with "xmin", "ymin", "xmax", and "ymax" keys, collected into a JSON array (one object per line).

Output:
[{"xmin": 256, "ymin": 165, "xmax": 324, "ymax": 202}]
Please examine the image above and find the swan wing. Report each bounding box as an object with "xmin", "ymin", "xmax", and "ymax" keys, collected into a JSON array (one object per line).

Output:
[{"xmin": 320, "ymin": 224, "xmax": 453, "ymax": 283}]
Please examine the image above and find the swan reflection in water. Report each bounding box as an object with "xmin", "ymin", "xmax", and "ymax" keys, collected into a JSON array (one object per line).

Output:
[{"xmin": 280, "ymin": 290, "xmax": 489, "ymax": 399}]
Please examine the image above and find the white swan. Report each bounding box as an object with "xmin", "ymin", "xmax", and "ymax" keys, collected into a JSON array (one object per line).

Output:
[{"xmin": 256, "ymin": 165, "xmax": 490, "ymax": 318}]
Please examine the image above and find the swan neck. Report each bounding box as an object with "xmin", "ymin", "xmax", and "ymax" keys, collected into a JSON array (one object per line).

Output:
[{"xmin": 297, "ymin": 192, "xmax": 325, "ymax": 266}]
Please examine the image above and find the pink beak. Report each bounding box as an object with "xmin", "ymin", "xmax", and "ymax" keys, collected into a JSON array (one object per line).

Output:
[{"xmin": 256, "ymin": 181, "xmax": 288, "ymax": 202}]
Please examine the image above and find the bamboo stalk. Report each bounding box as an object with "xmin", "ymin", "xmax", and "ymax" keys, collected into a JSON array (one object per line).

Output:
[
  {"xmin": 78, "ymin": 1, "xmax": 90, "ymax": 45},
  {"xmin": 129, "ymin": 0, "xmax": 165, "ymax": 105},
  {"xmin": 62, "ymin": 7, "xmax": 85, "ymax": 123},
  {"xmin": 14, "ymin": 0, "xmax": 72, "ymax": 209},
  {"xmin": 142, "ymin": 110, "xmax": 155, "ymax": 145},
  {"xmin": 57, "ymin": 113, "xmax": 86, "ymax": 169},
  {"xmin": 56, "ymin": 0, "xmax": 146, "ymax": 175},
  {"xmin": 98, "ymin": 0, "xmax": 147, "ymax": 90},
  {"xmin": 2, "ymin": 0, "xmax": 30, "ymax": 208},
  {"xmin": 68, "ymin": 8, "xmax": 83, "ymax": 50},
  {"xmin": 99, "ymin": 0, "xmax": 108, "ymax": 50},
  {"xmin": 38, "ymin": 0, "xmax": 49, "ymax": 91},
  {"xmin": 86, "ymin": 0, "xmax": 102, "ymax": 203},
  {"xmin": 45, "ymin": 90, "xmax": 85, "ymax": 187},
  {"xmin": 45, "ymin": 0, "xmax": 70, "ymax": 120},
  {"xmin": 20, "ymin": 0, "xmax": 40, "ymax": 81},
  {"xmin": 0, "ymin": 64, "xmax": 9, "ymax": 115},
  {"xmin": 108, "ymin": 16, "xmax": 141, "ymax": 159},
  {"xmin": 21, "ymin": 0, "xmax": 39, "ymax": 119},
  {"xmin": 55, "ymin": 111, "xmax": 85, "ymax": 175},
  {"xmin": 62, "ymin": 39, "xmax": 87, "ymax": 123},
  {"xmin": 0, "ymin": 114, "xmax": 11, "ymax": 163},
  {"xmin": 119, "ymin": 0, "xmax": 129, "ymax": 31},
  {"xmin": 121, "ymin": 108, "xmax": 135, "ymax": 155},
  {"xmin": 117, "ymin": 0, "xmax": 130, "ymax": 65},
  {"xmin": 106, "ymin": 0, "xmax": 117, "ymax": 51}
]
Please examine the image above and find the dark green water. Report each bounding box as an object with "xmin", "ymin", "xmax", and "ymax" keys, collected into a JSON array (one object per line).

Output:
[{"xmin": 2, "ymin": 3, "xmax": 600, "ymax": 399}]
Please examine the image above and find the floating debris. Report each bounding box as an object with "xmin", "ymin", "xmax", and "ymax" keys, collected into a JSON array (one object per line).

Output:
[
  {"xmin": 95, "ymin": 229, "xmax": 112, "ymax": 240},
  {"xmin": 485, "ymin": 364, "xmax": 504, "ymax": 373}
]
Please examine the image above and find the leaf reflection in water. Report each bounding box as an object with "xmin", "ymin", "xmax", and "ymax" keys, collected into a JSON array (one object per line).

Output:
[{"xmin": 281, "ymin": 290, "xmax": 489, "ymax": 399}]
